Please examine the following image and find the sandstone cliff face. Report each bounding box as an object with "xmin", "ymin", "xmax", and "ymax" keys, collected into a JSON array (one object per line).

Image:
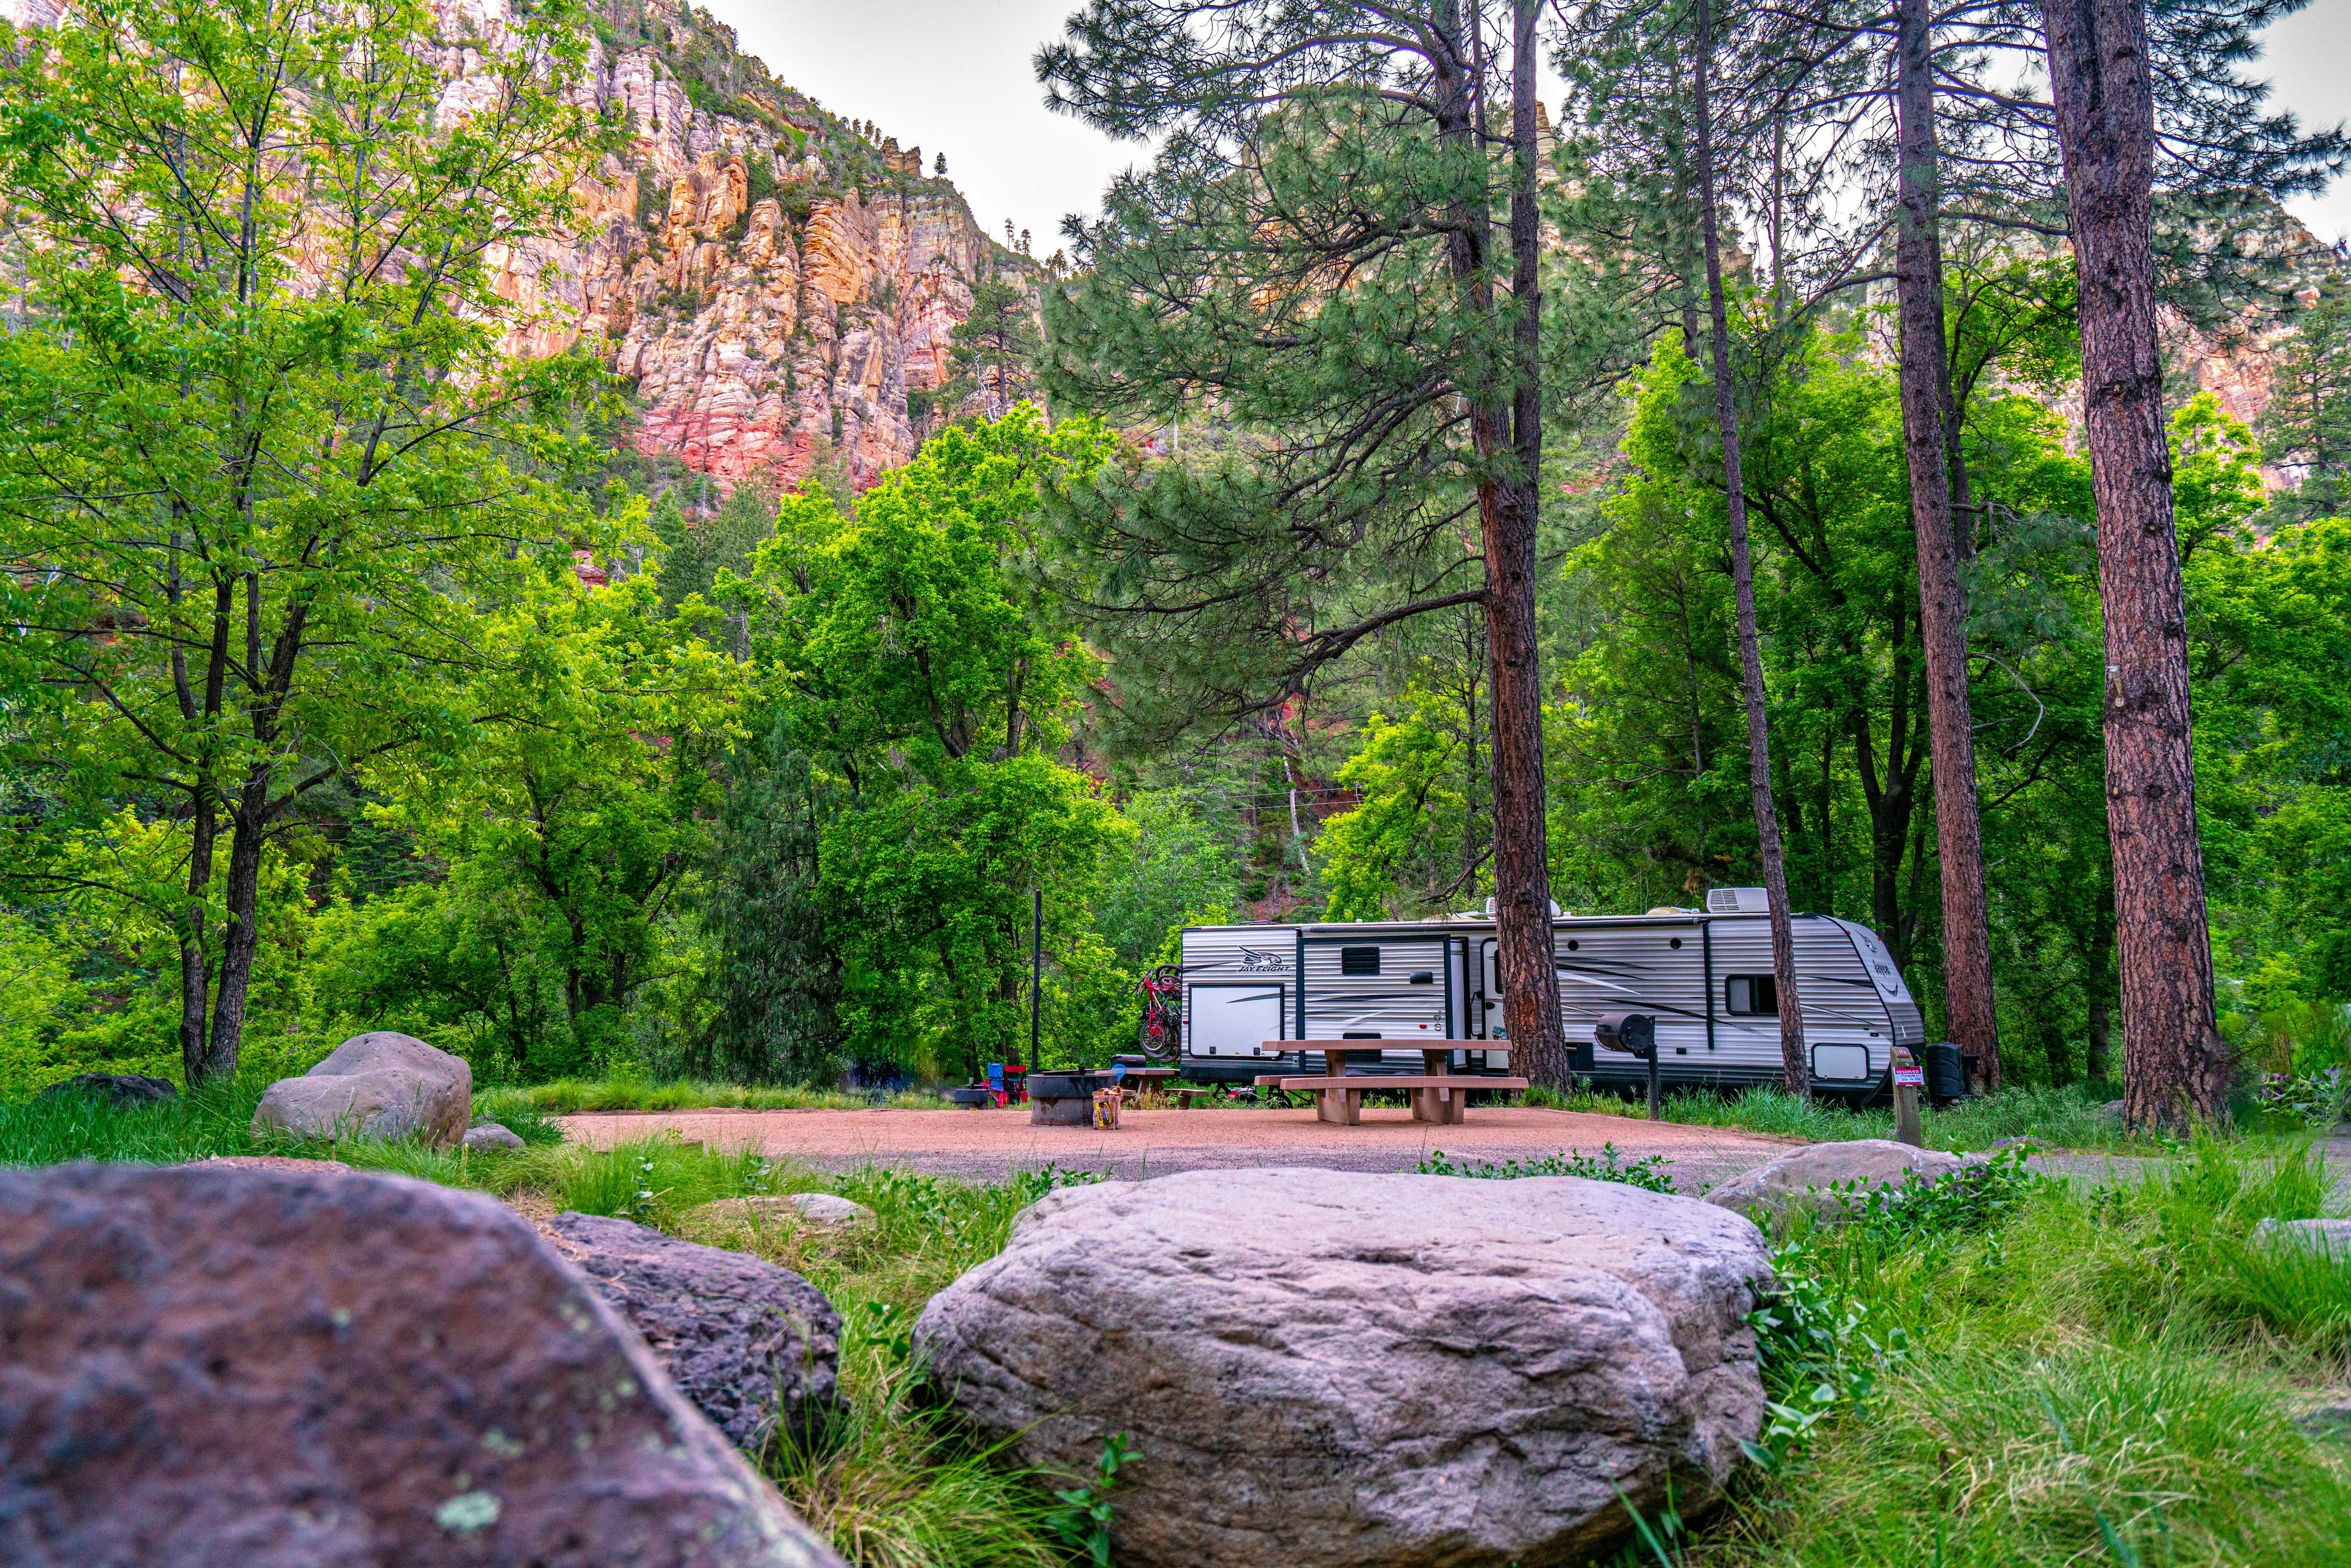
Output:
[{"xmin": 431, "ymin": 0, "xmax": 1031, "ymax": 495}]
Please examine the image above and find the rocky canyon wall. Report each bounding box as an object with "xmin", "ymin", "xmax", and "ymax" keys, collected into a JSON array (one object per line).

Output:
[{"xmin": 434, "ymin": 0, "xmax": 1034, "ymax": 496}]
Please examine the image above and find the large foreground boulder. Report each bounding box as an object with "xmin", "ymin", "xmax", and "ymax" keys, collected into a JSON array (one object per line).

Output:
[
  {"xmin": 1704, "ymin": 1138, "xmax": 1970, "ymax": 1219},
  {"xmin": 915, "ymin": 1168, "xmax": 1773, "ymax": 1568},
  {"xmin": 0, "ymin": 1162, "xmax": 840, "ymax": 1568},
  {"xmin": 546, "ymin": 1212, "xmax": 845, "ymax": 1451},
  {"xmin": 250, "ymin": 1030, "xmax": 470, "ymax": 1147}
]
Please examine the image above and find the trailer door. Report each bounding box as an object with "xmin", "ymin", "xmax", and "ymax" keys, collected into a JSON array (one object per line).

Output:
[{"xmin": 1186, "ymin": 984, "xmax": 1285, "ymax": 1059}]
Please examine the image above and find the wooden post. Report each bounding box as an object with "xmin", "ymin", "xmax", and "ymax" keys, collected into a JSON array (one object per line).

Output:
[{"xmin": 1891, "ymin": 1047, "xmax": 1925, "ymax": 1148}]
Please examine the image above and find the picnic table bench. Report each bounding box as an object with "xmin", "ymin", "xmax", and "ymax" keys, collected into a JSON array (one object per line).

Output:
[{"xmin": 1251, "ymin": 1041, "xmax": 1529, "ymax": 1127}]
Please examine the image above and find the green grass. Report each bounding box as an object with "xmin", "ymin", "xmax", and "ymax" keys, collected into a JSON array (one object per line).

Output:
[
  {"xmin": 1528, "ymin": 1080, "xmax": 2184, "ymax": 1154},
  {"xmin": 475, "ymin": 1076, "xmax": 944, "ymax": 1117},
  {"xmin": 1657, "ymin": 1139, "xmax": 2351, "ymax": 1567},
  {"xmin": 0, "ymin": 1078, "xmax": 275, "ymax": 1164},
  {"xmin": 0, "ymin": 1076, "xmax": 567, "ymax": 1164}
]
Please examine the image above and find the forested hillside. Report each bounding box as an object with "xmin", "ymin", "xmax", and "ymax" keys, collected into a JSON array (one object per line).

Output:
[{"xmin": 1, "ymin": 0, "xmax": 2346, "ymax": 1124}]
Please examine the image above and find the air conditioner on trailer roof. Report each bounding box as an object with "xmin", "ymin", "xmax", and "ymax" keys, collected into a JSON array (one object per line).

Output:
[{"xmin": 1706, "ymin": 886, "xmax": 1772, "ymax": 915}]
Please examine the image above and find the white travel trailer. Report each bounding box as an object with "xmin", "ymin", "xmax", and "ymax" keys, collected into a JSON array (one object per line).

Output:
[{"xmin": 1176, "ymin": 887, "xmax": 1926, "ymax": 1100}]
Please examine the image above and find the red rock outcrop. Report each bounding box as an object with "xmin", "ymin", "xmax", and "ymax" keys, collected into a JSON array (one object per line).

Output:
[{"xmin": 424, "ymin": 0, "xmax": 1032, "ymax": 495}]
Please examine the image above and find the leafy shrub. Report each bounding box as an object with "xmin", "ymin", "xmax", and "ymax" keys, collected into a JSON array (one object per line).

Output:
[{"xmin": 2254, "ymin": 1065, "xmax": 2350, "ymax": 1128}]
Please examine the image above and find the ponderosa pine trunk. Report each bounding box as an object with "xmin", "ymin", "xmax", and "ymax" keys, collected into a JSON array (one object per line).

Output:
[
  {"xmin": 2042, "ymin": 0, "xmax": 2230, "ymax": 1128},
  {"xmin": 1693, "ymin": 0, "xmax": 1809, "ymax": 1097},
  {"xmin": 1893, "ymin": 0, "xmax": 2003, "ymax": 1090},
  {"xmin": 1462, "ymin": 0, "xmax": 1569, "ymax": 1086}
]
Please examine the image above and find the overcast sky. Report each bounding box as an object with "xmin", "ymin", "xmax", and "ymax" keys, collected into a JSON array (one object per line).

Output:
[{"xmin": 700, "ymin": 0, "xmax": 2351, "ymax": 251}]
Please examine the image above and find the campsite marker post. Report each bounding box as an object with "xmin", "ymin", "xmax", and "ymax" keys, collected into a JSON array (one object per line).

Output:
[{"xmin": 1891, "ymin": 1047, "xmax": 1925, "ymax": 1147}]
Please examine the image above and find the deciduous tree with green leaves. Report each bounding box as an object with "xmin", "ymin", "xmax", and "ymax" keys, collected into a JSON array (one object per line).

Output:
[
  {"xmin": 321, "ymin": 575, "xmax": 742, "ymax": 1077},
  {"xmin": 0, "ymin": 0, "xmax": 618, "ymax": 1085},
  {"xmin": 724, "ymin": 408, "xmax": 1130, "ymax": 1079}
]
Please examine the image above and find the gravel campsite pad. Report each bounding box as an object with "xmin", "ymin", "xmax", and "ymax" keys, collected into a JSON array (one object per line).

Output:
[{"xmin": 555, "ymin": 1105, "xmax": 1797, "ymax": 1187}]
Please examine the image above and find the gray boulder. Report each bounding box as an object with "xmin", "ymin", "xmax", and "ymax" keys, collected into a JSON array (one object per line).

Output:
[
  {"xmin": 2255, "ymin": 1217, "xmax": 2351, "ymax": 1254},
  {"xmin": 781, "ymin": 1192, "xmax": 876, "ymax": 1229},
  {"xmin": 250, "ymin": 1031, "xmax": 470, "ymax": 1147},
  {"xmin": 35, "ymin": 1071, "xmax": 177, "ymax": 1108},
  {"xmin": 692, "ymin": 1192, "xmax": 878, "ymax": 1234},
  {"xmin": 1704, "ymin": 1138, "xmax": 1970, "ymax": 1219},
  {"xmin": 545, "ymin": 1212, "xmax": 843, "ymax": 1452},
  {"xmin": 461, "ymin": 1121, "xmax": 527, "ymax": 1151},
  {"xmin": 915, "ymin": 1167, "xmax": 1772, "ymax": 1568},
  {"xmin": 0, "ymin": 1161, "xmax": 840, "ymax": 1568}
]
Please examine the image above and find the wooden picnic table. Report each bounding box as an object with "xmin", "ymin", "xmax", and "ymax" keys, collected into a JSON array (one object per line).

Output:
[
  {"xmin": 1110, "ymin": 1066, "xmax": 1179, "ymax": 1104},
  {"xmin": 1251, "ymin": 1040, "xmax": 1529, "ymax": 1127}
]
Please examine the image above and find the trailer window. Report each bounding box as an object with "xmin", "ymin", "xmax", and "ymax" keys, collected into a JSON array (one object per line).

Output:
[
  {"xmin": 1725, "ymin": 974, "xmax": 1779, "ymax": 1015},
  {"xmin": 1339, "ymin": 946, "xmax": 1381, "ymax": 976}
]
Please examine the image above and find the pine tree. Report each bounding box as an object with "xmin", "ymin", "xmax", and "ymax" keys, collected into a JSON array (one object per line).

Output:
[
  {"xmin": 1037, "ymin": 0, "xmax": 1572, "ymax": 1084},
  {"xmin": 657, "ymin": 483, "xmax": 776, "ymax": 615},
  {"xmin": 2042, "ymin": 0, "xmax": 2229, "ymax": 1128},
  {"xmin": 2263, "ymin": 282, "xmax": 2351, "ymax": 522},
  {"xmin": 1568, "ymin": 0, "xmax": 2338, "ymax": 1101},
  {"xmin": 1890, "ymin": 0, "xmax": 2004, "ymax": 1087},
  {"xmin": 946, "ymin": 277, "xmax": 1041, "ymax": 418}
]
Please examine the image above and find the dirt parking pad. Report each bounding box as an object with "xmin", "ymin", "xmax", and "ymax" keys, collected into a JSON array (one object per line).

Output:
[{"xmin": 556, "ymin": 1105, "xmax": 1797, "ymax": 1190}]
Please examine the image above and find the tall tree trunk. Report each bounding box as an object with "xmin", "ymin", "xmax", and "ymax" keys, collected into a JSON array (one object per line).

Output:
[
  {"xmin": 2043, "ymin": 0, "xmax": 2229, "ymax": 1130},
  {"xmin": 1692, "ymin": 0, "xmax": 1809, "ymax": 1097},
  {"xmin": 205, "ymin": 778, "xmax": 273, "ymax": 1086},
  {"xmin": 178, "ymin": 796, "xmax": 218, "ymax": 1086},
  {"xmin": 1492, "ymin": 0, "xmax": 1569, "ymax": 1084},
  {"xmin": 179, "ymin": 574, "xmax": 237, "ymax": 1086},
  {"xmin": 1893, "ymin": 0, "xmax": 2003, "ymax": 1090},
  {"xmin": 1438, "ymin": 0, "xmax": 1568, "ymax": 1083}
]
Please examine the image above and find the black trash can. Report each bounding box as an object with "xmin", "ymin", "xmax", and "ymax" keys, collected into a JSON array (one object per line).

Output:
[{"xmin": 1922, "ymin": 1041, "xmax": 1969, "ymax": 1107}]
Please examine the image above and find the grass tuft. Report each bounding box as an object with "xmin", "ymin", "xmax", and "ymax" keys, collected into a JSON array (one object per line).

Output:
[{"xmin": 0, "ymin": 1078, "xmax": 273, "ymax": 1165}]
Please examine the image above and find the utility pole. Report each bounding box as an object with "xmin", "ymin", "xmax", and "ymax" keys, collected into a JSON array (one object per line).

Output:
[{"xmin": 1029, "ymin": 888, "xmax": 1043, "ymax": 1066}]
